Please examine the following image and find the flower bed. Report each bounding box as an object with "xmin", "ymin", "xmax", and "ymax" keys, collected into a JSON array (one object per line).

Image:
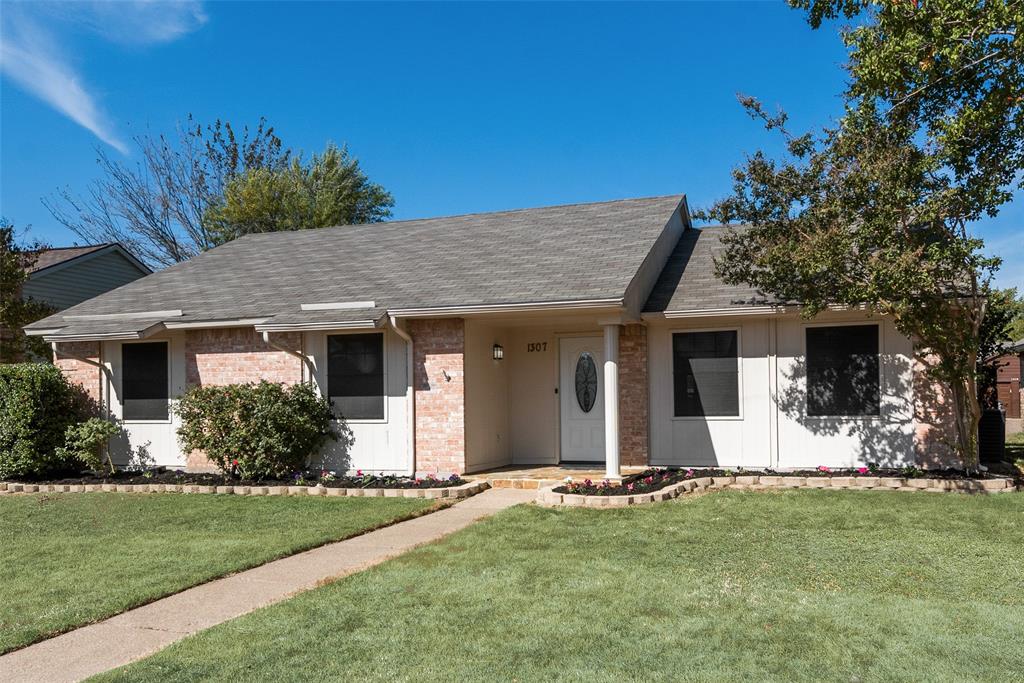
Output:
[
  {"xmin": 540, "ymin": 469, "xmax": 1018, "ymax": 507},
  {"xmin": 554, "ymin": 465, "xmax": 1014, "ymax": 497},
  {"xmin": 5, "ymin": 468, "xmax": 466, "ymax": 490},
  {"xmin": 555, "ymin": 468, "xmax": 726, "ymax": 496}
]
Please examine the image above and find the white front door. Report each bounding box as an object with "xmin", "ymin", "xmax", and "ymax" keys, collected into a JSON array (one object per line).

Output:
[{"xmin": 559, "ymin": 337, "xmax": 605, "ymax": 462}]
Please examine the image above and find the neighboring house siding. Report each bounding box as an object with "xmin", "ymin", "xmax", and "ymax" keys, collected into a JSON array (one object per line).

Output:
[
  {"xmin": 24, "ymin": 251, "xmax": 147, "ymax": 311},
  {"xmin": 410, "ymin": 318, "xmax": 466, "ymax": 476}
]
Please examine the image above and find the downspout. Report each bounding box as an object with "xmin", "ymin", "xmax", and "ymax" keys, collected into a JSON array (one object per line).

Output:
[
  {"xmin": 261, "ymin": 331, "xmax": 315, "ymax": 381},
  {"xmin": 388, "ymin": 315, "xmax": 416, "ymax": 477}
]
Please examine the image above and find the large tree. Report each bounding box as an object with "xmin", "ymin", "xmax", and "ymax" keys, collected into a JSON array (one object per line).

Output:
[
  {"xmin": 0, "ymin": 222, "xmax": 53, "ymax": 363},
  {"xmin": 698, "ymin": 0, "xmax": 1022, "ymax": 466},
  {"xmin": 44, "ymin": 116, "xmax": 290, "ymax": 268},
  {"xmin": 203, "ymin": 143, "xmax": 394, "ymax": 244}
]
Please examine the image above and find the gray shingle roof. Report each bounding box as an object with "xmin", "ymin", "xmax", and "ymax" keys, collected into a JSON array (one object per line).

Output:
[
  {"xmin": 28, "ymin": 195, "xmax": 684, "ymax": 333},
  {"xmin": 643, "ymin": 226, "xmax": 780, "ymax": 313}
]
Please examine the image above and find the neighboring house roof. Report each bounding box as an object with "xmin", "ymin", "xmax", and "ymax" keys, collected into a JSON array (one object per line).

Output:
[
  {"xmin": 643, "ymin": 226, "xmax": 778, "ymax": 314},
  {"xmin": 23, "ymin": 242, "xmax": 152, "ymax": 314},
  {"xmin": 29, "ymin": 243, "xmax": 151, "ymax": 276},
  {"xmin": 27, "ymin": 195, "xmax": 687, "ymax": 337}
]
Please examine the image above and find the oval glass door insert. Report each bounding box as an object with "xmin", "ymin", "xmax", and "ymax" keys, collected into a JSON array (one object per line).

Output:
[{"xmin": 574, "ymin": 352, "xmax": 598, "ymax": 413}]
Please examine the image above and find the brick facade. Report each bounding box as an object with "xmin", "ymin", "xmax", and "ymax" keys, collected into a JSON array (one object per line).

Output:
[
  {"xmin": 409, "ymin": 318, "xmax": 466, "ymax": 475},
  {"xmin": 182, "ymin": 328, "xmax": 304, "ymax": 469},
  {"xmin": 618, "ymin": 323, "xmax": 649, "ymax": 466},
  {"xmin": 53, "ymin": 341, "xmax": 103, "ymax": 407},
  {"xmin": 185, "ymin": 328, "xmax": 302, "ymax": 388}
]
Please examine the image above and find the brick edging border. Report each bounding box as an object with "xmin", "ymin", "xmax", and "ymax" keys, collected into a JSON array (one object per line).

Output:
[
  {"xmin": 537, "ymin": 474, "xmax": 1019, "ymax": 508},
  {"xmin": 0, "ymin": 479, "xmax": 490, "ymax": 500}
]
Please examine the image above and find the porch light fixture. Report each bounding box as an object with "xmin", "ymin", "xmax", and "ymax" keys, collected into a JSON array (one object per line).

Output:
[{"xmin": 492, "ymin": 343, "xmax": 504, "ymax": 361}]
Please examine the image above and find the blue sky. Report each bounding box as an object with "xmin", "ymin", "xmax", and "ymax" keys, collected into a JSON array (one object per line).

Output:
[{"xmin": 1, "ymin": 1, "xmax": 1020, "ymax": 289}]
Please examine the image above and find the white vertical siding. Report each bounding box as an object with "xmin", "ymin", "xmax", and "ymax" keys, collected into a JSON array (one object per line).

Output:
[
  {"xmin": 306, "ymin": 328, "xmax": 411, "ymax": 474},
  {"xmin": 648, "ymin": 312, "xmax": 917, "ymax": 469},
  {"xmin": 774, "ymin": 315, "xmax": 915, "ymax": 468},
  {"xmin": 104, "ymin": 332, "xmax": 187, "ymax": 469},
  {"xmin": 649, "ymin": 318, "xmax": 771, "ymax": 468}
]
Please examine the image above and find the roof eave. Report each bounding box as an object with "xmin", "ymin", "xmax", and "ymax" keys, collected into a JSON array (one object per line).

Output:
[{"xmin": 389, "ymin": 298, "xmax": 624, "ymax": 318}]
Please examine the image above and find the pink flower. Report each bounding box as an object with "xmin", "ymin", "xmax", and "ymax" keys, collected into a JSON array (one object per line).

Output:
[
  {"xmin": 857, "ymin": 467, "xmax": 869, "ymax": 475},
  {"xmin": 685, "ymin": 468, "xmax": 695, "ymax": 478},
  {"xmin": 356, "ymin": 469, "xmax": 363, "ymax": 477},
  {"xmin": 627, "ymin": 483, "xmax": 635, "ymax": 491},
  {"xmin": 817, "ymin": 465, "xmax": 831, "ymax": 473}
]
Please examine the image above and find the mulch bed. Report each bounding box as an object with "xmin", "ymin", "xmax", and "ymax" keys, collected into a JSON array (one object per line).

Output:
[
  {"xmin": 11, "ymin": 469, "xmax": 467, "ymax": 489},
  {"xmin": 554, "ymin": 465, "xmax": 1009, "ymax": 496}
]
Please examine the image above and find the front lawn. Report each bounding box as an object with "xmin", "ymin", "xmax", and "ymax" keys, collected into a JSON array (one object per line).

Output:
[
  {"xmin": 100, "ymin": 490, "xmax": 1023, "ymax": 682},
  {"xmin": 0, "ymin": 493, "xmax": 433, "ymax": 653}
]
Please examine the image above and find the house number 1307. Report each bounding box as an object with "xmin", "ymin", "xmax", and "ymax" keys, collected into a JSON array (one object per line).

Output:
[{"xmin": 527, "ymin": 342, "xmax": 548, "ymax": 352}]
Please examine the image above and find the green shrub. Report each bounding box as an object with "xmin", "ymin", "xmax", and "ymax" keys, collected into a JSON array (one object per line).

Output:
[
  {"xmin": 0, "ymin": 363, "xmax": 92, "ymax": 479},
  {"xmin": 175, "ymin": 381, "xmax": 337, "ymax": 480},
  {"xmin": 57, "ymin": 417, "xmax": 122, "ymax": 473}
]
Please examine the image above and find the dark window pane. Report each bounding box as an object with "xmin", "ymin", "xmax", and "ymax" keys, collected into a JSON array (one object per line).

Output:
[
  {"xmin": 806, "ymin": 325, "xmax": 880, "ymax": 416},
  {"xmin": 123, "ymin": 342, "xmax": 169, "ymax": 420},
  {"xmin": 328, "ymin": 333, "xmax": 384, "ymax": 420},
  {"xmin": 672, "ymin": 331, "xmax": 739, "ymax": 417}
]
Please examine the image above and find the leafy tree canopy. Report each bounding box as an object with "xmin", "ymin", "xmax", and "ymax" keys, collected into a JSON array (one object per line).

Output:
[
  {"xmin": 696, "ymin": 0, "xmax": 1022, "ymax": 465},
  {"xmin": 204, "ymin": 143, "xmax": 394, "ymax": 245},
  {"xmin": 0, "ymin": 222, "xmax": 53, "ymax": 362},
  {"xmin": 45, "ymin": 118, "xmax": 393, "ymax": 268}
]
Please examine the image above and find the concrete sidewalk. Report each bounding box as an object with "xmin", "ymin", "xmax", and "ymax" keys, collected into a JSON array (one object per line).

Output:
[{"xmin": 0, "ymin": 487, "xmax": 534, "ymax": 683}]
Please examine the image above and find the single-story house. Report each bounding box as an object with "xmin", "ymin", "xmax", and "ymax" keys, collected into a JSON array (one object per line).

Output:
[{"xmin": 25, "ymin": 195, "xmax": 958, "ymax": 477}]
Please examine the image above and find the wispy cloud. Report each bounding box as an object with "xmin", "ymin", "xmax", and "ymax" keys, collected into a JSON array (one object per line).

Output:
[{"xmin": 0, "ymin": 1, "xmax": 207, "ymax": 154}]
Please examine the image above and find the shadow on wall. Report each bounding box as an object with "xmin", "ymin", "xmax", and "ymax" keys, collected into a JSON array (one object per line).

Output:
[
  {"xmin": 310, "ymin": 416, "xmax": 355, "ymax": 473},
  {"xmin": 776, "ymin": 351, "xmax": 915, "ymax": 467},
  {"xmin": 912, "ymin": 353, "xmax": 960, "ymax": 468}
]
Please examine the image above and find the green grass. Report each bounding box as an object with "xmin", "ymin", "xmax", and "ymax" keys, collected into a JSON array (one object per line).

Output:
[
  {"xmin": 99, "ymin": 490, "xmax": 1024, "ymax": 682},
  {"xmin": 0, "ymin": 493, "xmax": 433, "ymax": 653},
  {"xmin": 1007, "ymin": 430, "xmax": 1024, "ymax": 468}
]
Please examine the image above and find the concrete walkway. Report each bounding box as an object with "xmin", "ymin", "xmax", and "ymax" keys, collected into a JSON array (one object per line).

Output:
[{"xmin": 0, "ymin": 487, "xmax": 534, "ymax": 683}]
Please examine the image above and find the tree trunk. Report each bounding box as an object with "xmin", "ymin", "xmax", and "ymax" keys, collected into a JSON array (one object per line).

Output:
[{"xmin": 948, "ymin": 375, "xmax": 981, "ymax": 470}]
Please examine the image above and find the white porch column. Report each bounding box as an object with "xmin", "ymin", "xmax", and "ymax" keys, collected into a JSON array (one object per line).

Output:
[{"xmin": 602, "ymin": 323, "xmax": 621, "ymax": 480}]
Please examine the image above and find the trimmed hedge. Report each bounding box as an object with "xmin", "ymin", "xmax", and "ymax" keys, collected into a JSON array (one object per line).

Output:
[
  {"xmin": 0, "ymin": 363, "xmax": 93, "ymax": 479},
  {"xmin": 175, "ymin": 381, "xmax": 337, "ymax": 480}
]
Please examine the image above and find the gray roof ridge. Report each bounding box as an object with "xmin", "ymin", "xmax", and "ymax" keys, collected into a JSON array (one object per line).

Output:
[{"xmin": 237, "ymin": 193, "xmax": 686, "ymax": 240}]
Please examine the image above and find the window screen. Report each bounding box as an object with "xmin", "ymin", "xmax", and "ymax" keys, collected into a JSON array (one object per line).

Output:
[
  {"xmin": 328, "ymin": 333, "xmax": 384, "ymax": 420},
  {"xmin": 806, "ymin": 325, "xmax": 880, "ymax": 416},
  {"xmin": 122, "ymin": 342, "xmax": 169, "ymax": 420},
  {"xmin": 672, "ymin": 331, "xmax": 739, "ymax": 417}
]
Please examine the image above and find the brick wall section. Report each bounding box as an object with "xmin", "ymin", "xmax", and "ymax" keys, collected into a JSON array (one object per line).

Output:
[
  {"xmin": 54, "ymin": 341, "xmax": 102, "ymax": 407},
  {"xmin": 618, "ymin": 323, "xmax": 649, "ymax": 466},
  {"xmin": 185, "ymin": 328, "xmax": 302, "ymax": 388},
  {"xmin": 912, "ymin": 352, "xmax": 962, "ymax": 468},
  {"xmin": 409, "ymin": 318, "xmax": 465, "ymax": 476},
  {"xmin": 183, "ymin": 328, "xmax": 303, "ymax": 470}
]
